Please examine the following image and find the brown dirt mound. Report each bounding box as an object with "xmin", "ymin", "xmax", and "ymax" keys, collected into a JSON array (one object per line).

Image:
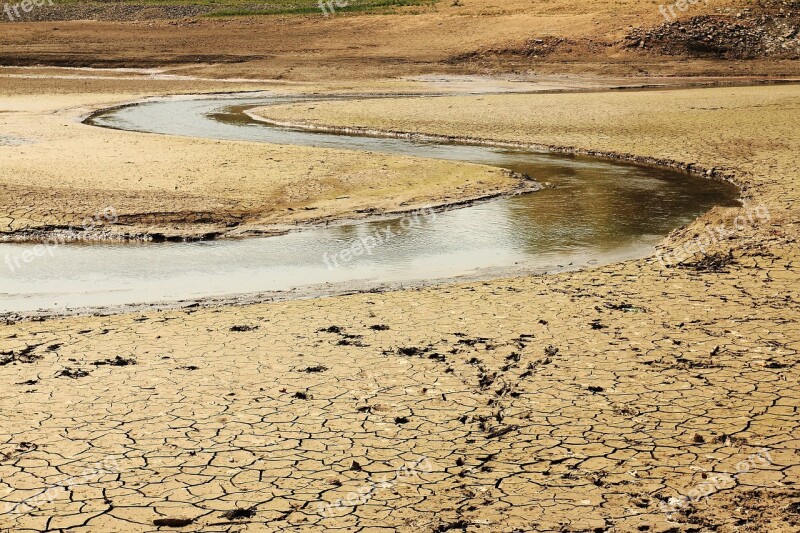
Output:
[
  {"xmin": 624, "ymin": 2, "xmax": 800, "ymax": 59},
  {"xmin": 445, "ymin": 37, "xmax": 608, "ymax": 66}
]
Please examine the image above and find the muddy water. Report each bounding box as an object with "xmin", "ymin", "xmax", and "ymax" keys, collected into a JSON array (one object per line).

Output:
[{"xmin": 0, "ymin": 94, "xmax": 739, "ymax": 313}]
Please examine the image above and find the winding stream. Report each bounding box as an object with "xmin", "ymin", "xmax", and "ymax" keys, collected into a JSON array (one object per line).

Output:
[{"xmin": 0, "ymin": 93, "xmax": 740, "ymax": 313}]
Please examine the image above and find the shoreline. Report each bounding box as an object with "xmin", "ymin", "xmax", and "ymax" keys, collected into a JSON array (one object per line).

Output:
[
  {"xmin": 0, "ymin": 82, "xmax": 746, "ymax": 323},
  {"xmin": 0, "ymin": 178, "xmax": 541, "ymax": 245},
  {"xmin": 1, "ymin": 81, "xmax": 750, "ymax": 321},
  {"xmin": 1, "ymin": 76, "xmax": 797, "ymax": 533},
  {"xmin": 248, "ymin": 110, "xmax": 743, "ymax": 190},
  {"xmin": 0, "ymin": 83, "xmax": 755, "ymax": 320},
  {"xmin": 0, "ymin": 239, "xmax": 658, "ymax": 322},
  {"xmin": 0, "ymin": 83, "xmax": 522, "ymax": 244},
  {"xmin": 3, "ymin": 77, "xmax": 762, "ymax": 245}
]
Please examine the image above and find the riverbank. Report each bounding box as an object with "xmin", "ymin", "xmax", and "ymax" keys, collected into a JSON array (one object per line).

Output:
[
  {"xmin": 1, "ymin": 0, "xmax": 799, "ymax": 80},
  {"xmin": 1, "ymin": 80, "xmax": 798, "ymax": 532},
  {"xmin": 252, "ymin": 83, "xmax": 800, "ymax": 209},
  {"xmin": 2, "ymin": 70, "xmax": 755, "ymax": 244},
  {"xmin": 0, "ymin": 84, "xmax": 525, "ymax": 242}
]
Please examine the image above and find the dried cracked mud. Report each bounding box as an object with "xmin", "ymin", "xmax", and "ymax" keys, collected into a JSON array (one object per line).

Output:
[
  {"xmin": 0, "ymin": 83, "xmax": 514, "ymax": 243},
  {"xmin": 1, "ymin": 80, "xmax": 799, "ymax": 532}
]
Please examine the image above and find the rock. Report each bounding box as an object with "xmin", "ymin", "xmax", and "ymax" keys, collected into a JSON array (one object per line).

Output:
[
  {"xmin": 623, "ymin": 3, "xmax": 800, "ymax": 60},
  {"xmin": 300, "ymin": 365, "xmax": 328, "ymax": 373},
  {"xmin": 221, "ymin": 508, "xmax": 256, "ymax": 520},
  {"xmin": 56, "ymin": 367, "xmax": 89, "ymax": 379},
  {"xmin": 153, "ymin": 517, "xmax": 194, "ymax": 527},
  {"xmin": 230, "ymin": 325, "xmax": 259, "ymax": 332},
  {"xmin": 92, "ymin": 356, "xmax": 136, "ymax": 366}
]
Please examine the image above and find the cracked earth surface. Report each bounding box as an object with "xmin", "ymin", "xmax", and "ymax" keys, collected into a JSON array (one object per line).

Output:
[
  {"xmin": 0, "ymin": 83, "xmax": 511, "ymax": 242},
  {"xmin": 1, "ymin": 250, "xmax": 798, "ymax": 532},
  {"xmin": 1, "ymin": 82, "xmax": 799, "ymax": 532}
]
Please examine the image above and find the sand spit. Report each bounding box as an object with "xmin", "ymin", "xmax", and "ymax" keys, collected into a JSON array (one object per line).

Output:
[
  {"xmin": 0, "ymin": 81, "xmax": 799, "ymax": 532},
  {"xmin": 0, "ymin": 90, "xmax": 521, "ymax": 242},
  {"xmin": 253, "ymin": 83, "xmax": 800, "ymax": 206}
]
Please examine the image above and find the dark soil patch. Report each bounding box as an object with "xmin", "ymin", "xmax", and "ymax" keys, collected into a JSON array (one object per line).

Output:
[
  {"xmin": 92, "ymin": 356, "xmax": 136, "ymax": 366},
  {"xmin": 221, "ymin": 508, "xmax": 256, "ymax": 520},
  {"xmin": 624, "ymin": 2, "xmax": 800, "ymax": 60},
  {"xmin": 300, "ymin": 365, "xmax": 328, "ymax": 373},
  {"xmin": 230, "ymin": 324, "xmax": 259, "ymax": 332},
  {"xmin": 681, "ymin": 251, "xmax": 736, "ymax": 272},
  {"xmin": 56, "ymin": 367, "xmax": 90, "ymax": 379},
  {"xmin": 0, "ymin": 344, "xmax": 43, "ymax": 365},
  {"xmin": 153, "ymin": 517, "xmax": 195, "ymax": 527}
]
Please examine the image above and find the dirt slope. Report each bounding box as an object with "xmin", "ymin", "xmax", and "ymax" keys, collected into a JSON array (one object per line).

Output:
[{"xmin": 1, "ymin": 0, "xmax": 798, "ymax": 78}]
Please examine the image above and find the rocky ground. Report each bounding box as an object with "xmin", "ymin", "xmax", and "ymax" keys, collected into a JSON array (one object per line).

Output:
[{"xmin": 624, "ymin": 0, "xmax": 800, "ymax": 60}]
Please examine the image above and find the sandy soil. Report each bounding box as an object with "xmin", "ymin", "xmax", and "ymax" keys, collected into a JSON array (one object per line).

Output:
[
  {"xmin": 1, "ymin": 0, "xmax": 799, "ymax": 80},
  {"xmin": 2, "ymin": 70, "xmax": 751, "ymax": 243},
  {"xmin": 0, "ymin": 78, "xmax": 528, "ymax": 241},
  {"xmin": 1, "ymin": 78, "xmax": 798, "ymax": 532},
  {"xmin": 1, "ymin": 1, "xmax": 799, "ymax": 530},
  {"xmin": 253, "ymin": 83, "xmax": 800, "ymax": 206}
]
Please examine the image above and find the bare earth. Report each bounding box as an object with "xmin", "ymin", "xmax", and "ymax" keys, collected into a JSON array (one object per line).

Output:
[
  {"xmin": 1, "ymin": 76, "xmax": 799, "ymax": 532},
  {"xmin": 0, "ymin": 82, "xmax": 521, "ymax": 241},
  {"xmin": 1, "ymin": 0, "xmax": 800, "ymax": 530},
  {"xmin": 1, "ymin": 0, "xmax": 799, "ymax": 79}
]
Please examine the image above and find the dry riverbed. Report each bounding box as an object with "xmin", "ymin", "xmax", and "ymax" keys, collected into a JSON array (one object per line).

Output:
[
  {"xmin": 1, "ymin": 78, "xmax": 799, "ymax": 532},
  {"xmin": 0, "ymin": 84, "xmax": 521, "ymax": 242}
]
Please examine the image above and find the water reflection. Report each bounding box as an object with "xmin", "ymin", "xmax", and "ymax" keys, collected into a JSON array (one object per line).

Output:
[{"xmin": 0, "ymin": 96, "xmax": 740, "ymax": 312}]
